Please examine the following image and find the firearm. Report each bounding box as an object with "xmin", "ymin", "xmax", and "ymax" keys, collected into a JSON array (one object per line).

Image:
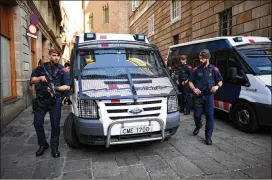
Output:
[{"xmin": 38, "ymin": 59, "xmax": 57, "ymax": 99}]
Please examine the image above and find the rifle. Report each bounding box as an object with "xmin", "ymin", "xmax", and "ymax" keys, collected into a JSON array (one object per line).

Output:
[{"xmin": 38, "ymin": 59, "xmax": 57, "ymax": 99}]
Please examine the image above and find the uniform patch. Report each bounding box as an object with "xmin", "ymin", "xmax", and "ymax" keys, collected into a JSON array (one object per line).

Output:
[
  {"xmin": 208, "ymin": 71, "xmax": 212, "ymax": 76},
  {"xmin": 197, "ymin": 72, "xmax": 203, "ymax": 76}
]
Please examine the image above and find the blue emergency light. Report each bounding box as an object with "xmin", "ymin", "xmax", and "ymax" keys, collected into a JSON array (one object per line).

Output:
[
  {"xmin": 233, "ymin": 37, "xmax": 243, "ymax": 42},
  {"xmin": 134, "ymin": 34, "xmax": 146, "ymax": 41},
  {"xmin": 84, "ymin": 33, "xmax": 96, "ymax": 41}
]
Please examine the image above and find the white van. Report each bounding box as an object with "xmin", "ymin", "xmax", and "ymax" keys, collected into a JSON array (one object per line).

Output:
[
  {"xmin": 167, "ymin": 36, "xmax": 271, "ymax": 133},
  {"xmin": 63, "ymin": 33, "xmax": 180, "ymax": 148}
]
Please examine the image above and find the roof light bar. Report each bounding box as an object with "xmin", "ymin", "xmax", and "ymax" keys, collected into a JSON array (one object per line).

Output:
[
  {"xmin": 84, "ymin": 33, "xmax": 96, "ymax": 41},
  {"xmin": 134, "ymin": 34, "xmax": 146, "ymax": 41},
  {"xmin": 233, "ymin": 37, "xmax": 243, "ymax": 42}
]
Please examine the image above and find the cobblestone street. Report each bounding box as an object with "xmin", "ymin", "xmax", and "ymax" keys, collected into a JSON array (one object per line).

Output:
[{"xmin": 1, "ymin": 105, "xmax": 271, "ymax": 179}]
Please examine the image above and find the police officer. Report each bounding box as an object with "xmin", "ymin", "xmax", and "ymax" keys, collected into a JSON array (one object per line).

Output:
[
  {"xmin": 188, "ymin": 49, "xmax": 223, "ymax": 145},
  {"xmin": 30, "ymin": 48, "xmax": 70, "ymax": 158},
  {"xmin": 178, "ymin": 55, "xmax": 193, "ymax": 115}
]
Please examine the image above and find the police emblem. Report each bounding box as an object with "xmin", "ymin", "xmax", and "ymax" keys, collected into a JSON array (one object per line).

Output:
[{"xmin": 208, "ymin": 72, "xmax": 212, "ymax": 76}]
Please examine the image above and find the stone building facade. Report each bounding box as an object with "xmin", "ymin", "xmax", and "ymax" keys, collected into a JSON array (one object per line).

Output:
[
  {"xmin": 0, "ymin": 0, "xmax": 63, "ymax": 129},
  {"xmin": 82, "ymin": 0, "xmax": 130, "ymax": 33},
  {"xmin": 129, "ymin": 0, "xmax": 271, "ymax": 58}
]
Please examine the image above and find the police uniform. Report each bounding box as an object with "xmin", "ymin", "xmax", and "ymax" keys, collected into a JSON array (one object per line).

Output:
[
  {"xmin": 31, "ymin": 61, "xmax": 70, "ymax": 157},
  {"xmin": 190, "ymin": 50, "xmax": 223, "ymax": 144},
  {"xmin": 178, "ymin": 62, "xmax": 193, "ymax": 114}
]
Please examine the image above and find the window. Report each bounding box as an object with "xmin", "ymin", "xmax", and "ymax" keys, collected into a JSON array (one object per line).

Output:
[
  {"xmin": 89, "ymin": 13, "xmax": 93, "ymax": 31},
  {"xmin": 173, "ymin": 34, "xmax": 179, "ymax": 45},
  {"xmin": 219, "ymin": 8, "xmax": 232, "ymax": 36},
  {"xmin": 148, "ymin": 14, "xmax": 154, "ymax": 36},
  {"xmin": 132, "ymin": 0, "xmax": 140, "ymax": 11},
  {"xmin": 214, "ymin": 50, "xmax": 228, "ymax": 78},
  {"xmin": 170, "ymin": 0, "xmax": 181, "ymax": 23},
  {"xmin": 103, "ymin": 6, "xmax": 109, "ymax": 24},
  {"xmin": 0, "ymin": 6, "xmax": 16, "ymax": 101}
]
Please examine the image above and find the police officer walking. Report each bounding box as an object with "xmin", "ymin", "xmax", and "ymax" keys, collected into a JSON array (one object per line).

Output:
[
  {"xmin": 188, "ymin": 49, "xmax": 223, "ymax": 145},
  {"xmin": 30, "ymin": 48, "xmax": 71, "ymax": 158},
  {"xmin": 178, "ymin": 55, "xmax": 193, "ymax": 115}
]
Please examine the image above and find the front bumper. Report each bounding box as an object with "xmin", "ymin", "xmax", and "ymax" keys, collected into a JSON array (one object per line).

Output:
[
  {"xmin": 252, "ymin": 102, "xmax": 272, "ymax": 126},
  {"xmin": 73, "ymin": 111, "xmax": 180, "ymax": 146}
]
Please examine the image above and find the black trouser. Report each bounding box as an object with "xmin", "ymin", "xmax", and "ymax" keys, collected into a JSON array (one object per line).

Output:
[
  {"xmin": 33, "ymin": 98, "xmax": 61, "ymax": 148},
  {"xmin": 178, "ymin": 85, "xmax": 191, "ymax": 113}
]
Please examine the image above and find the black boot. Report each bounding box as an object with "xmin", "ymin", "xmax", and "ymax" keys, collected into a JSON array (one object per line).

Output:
[
  {"xmin": 51, "ymin": 147, "xmax": 60, "ymax": 158},
  {"xmin": 36, "ymin": 142, "xmax": 49, "ymax": 156},
  {"xmin": 193, "ymin": 124, "xmax": 202, "ymax": 135},
  {"xmin": 205, "ymin": 136, "xmax": 212, "ymax": 145}
]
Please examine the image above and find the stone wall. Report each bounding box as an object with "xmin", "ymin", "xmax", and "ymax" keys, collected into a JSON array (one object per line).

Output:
[
  {"xmin": 84, "ymin": 1, "xmax": 129, "ymax": 34},
  {"xmin": 129, "ymin": 0, "xmax": 272, "ymax": 58}
]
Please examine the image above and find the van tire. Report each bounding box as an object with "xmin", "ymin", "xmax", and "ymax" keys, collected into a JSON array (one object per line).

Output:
[
  {"xmin": 63, "ymin": 113, "xmax": 82, "ymax": 149},
  {"xmin": 231, "ymin": 101, "xmax": 260, "ymax": 133}
]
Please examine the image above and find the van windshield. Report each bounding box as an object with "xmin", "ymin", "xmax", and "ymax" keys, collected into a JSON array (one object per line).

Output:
[
  {"xmin": 80, "ymin": 49, "xmax": 161, "ymax": 70},
  {"xmin": 236, "ymin": 43, "xmax": 272, "ymax": 75}
]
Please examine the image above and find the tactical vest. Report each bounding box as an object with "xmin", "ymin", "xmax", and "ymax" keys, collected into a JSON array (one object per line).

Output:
[
  {"xmin": 194, "ymin": 65, "xmax": 216, "ymax": 93},
  {"xmin": 180, "ymin": 65, "xmax": 190, "ymax": 81}
]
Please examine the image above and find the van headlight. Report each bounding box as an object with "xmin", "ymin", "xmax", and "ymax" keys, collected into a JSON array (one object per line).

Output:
[
  {"xmin": 167, "ymin": 95, "xmax": 178, "ymax": 113},
  {"xmin": 78, "ymin": 99, "xmax": 99, "ymax": 119}
]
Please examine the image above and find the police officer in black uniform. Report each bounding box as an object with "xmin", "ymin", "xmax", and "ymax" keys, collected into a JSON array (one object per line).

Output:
[
  {"xmin": 178, "ymin": 55, "xmax": 193, "ymax": 115},
  {"xmin": 30, "ymin": 48, "xmax": 70, "ymax": 158},
  {"xmin": 188, "ymin": 49, "xmax": 223, "ymax": 145}
]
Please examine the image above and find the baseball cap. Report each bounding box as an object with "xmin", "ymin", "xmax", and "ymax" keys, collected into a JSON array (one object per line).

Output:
[
  {"xmin": 49, "ymin": 48, "xmax": 60, "ymax": 55},
  {"xmin": 199, "ymin": 49, "xmax": 211, "ymax": 59},
  {"xmin": 180, "ymin": 55, "xmax": 187, "ymax": 60}
]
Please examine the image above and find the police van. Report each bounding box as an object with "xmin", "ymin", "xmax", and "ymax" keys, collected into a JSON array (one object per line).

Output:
[
  {"xmin": 63, "ymin": 33, "xmax": 180, "ymax": 148},
  {"xmin": 167, "ymin": 36, "xmax": 271, "ymax": 133}
]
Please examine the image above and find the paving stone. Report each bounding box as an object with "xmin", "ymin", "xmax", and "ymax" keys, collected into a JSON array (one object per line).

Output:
[
  {"xmin": 193, "ymin": 141, "xmax": 221, "ymax": 153},
  {"xmin": 31, "ymin": 158, "xmax": 65, "ymax": 179},
  {"xmin": 203, "ymin": 170, "xmax": 250, "ymax": 179},
  {"xmin": 94, "ymin": 174, "xmax": 125, "ymax": 180},
  {"xmin": 1, "ymin": 141, "xmax": 25, "ymax": 156},
  {"xmin": 140, "ymin": 155, "xmax": 169, "ymax": 173},
  {"xmin": 165, "ymin": 156, "xmax": 204, "ymax": 178},
  {"xmin": 1, "ymin": 155, "xmax": 18, "ymax": 174},
  {"xmin": 115, "ymin": 150, "xmax": 140, "ymax": 166},
  {"xmin": 14, "ymin": 155, "xmax": 40, "ymax": 168},
  {"xmin": 62, "ymin": 169, "xmax": 92, "ymax": 179},
  {"xmin": 91, "ymin": 150, "xmax": 116, "ymax": 163},
  {"xmin": 255, "ymin": 152, "xmax": 271, "ymax": 163},
  {"xmin": 155, "ymin": 147, "xmax": 183, "ymax": 159},
  {"xmin": 66, "ymin": 149, "xmax": 92, "ymax": 161},
  {"xmin": 214, "ymin": 142, "xmax": 245, "ymax": 153},
  {"xmin": 1, "ymin": 165, "xmax": 36, "ymax": 179},
  {"xmin": 135, "ymin": 146, "xmax": 159, "ymax": 157},
  {"xmin": 170, "ymin": 140, "xmax": 207, "ymax": 160},
  {"xmin": 241, "ymin": 164, "xmax": 272, "ymax": 179},
  {"xmin": 230, "ymin": 152, "xmax": 268, "ymax": 167},
  {"xmin": 93, "ymin": 161, "xmax": 120, "ymax": 178},
  {"xmin": 148, "ymin": 167, "xmax": 180, "ymax": 180},
  {"xmin": 119, "ymin": 164, "xmax": 150, "ymax": 179},
  {"xmin": 18, "ymin": 144, "xmax": 40, "ymax": 157},
  {"xmin": 226, "ymin": 137, "xmax": 268, "ymax": 155},
  {"xmin": 63, "ymin": 159, "xmax": 91, "ymax": 172},
  {"xmin": 191, "ymin": 157, "xmax": 226, "ymax": 174}
]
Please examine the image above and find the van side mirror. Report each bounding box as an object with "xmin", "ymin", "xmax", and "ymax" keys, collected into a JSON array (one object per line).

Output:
[
  {"xmin": 229, "ymin": 67, "xmax": 244, "ymax": 81},
  {"xmin": 229, "ymin": 67, "xmax": 237, "ymax": 81}
]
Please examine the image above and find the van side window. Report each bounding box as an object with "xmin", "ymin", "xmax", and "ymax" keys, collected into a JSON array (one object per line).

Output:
[{"xmin": 214, "ymin": 50, "xmax": 228, "ymax": 78}]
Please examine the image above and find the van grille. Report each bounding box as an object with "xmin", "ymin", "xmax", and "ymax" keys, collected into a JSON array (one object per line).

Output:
[{"xmin": 104, "ymin": 99, "xmax": 163, "ymax": 121}]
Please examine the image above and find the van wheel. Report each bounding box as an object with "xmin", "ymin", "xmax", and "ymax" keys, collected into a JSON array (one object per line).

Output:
[
  {"xmin": 231, "ymin": 102, "xmax": 260, "ymax": 133},
  {"xmin": 63, "ymin": 113, "xmax": 82, "ymax": 149}
]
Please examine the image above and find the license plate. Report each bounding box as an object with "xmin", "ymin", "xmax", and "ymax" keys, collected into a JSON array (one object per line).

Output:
[{"xmin": 120, "ymin": 125, "xmax": 152, "ymax": 135}]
